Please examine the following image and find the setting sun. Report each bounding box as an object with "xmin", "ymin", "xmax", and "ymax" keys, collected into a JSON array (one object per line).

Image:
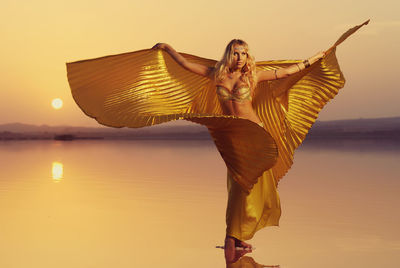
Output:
[{"xmin": 51, "ymin": 98, "xmax": 63, "ymax": 110}]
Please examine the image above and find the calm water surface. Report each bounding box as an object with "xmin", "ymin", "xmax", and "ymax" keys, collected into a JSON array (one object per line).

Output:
[{"xmin": 0, "ymin": 140, "xmax": 399, "ymax": 268}]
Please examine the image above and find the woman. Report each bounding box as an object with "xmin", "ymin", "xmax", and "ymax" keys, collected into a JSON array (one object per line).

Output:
[
  {"xmin": 66, "ymin": 20, "xmax": 369, "ymax": 265},
  {"xmin": 152, "ymin": 40, "xmax": 324, "ymax": 263},
  {"xmin": 152, "ymin": 40, "xmax": 325, "ymax": 125}
]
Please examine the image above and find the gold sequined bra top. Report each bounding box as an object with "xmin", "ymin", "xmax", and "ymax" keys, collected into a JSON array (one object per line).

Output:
[{"xmin": 216, "ymin": 86, "xmax": 252, "ymax": 102}]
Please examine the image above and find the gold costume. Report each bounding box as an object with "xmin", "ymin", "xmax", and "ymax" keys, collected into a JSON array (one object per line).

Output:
[
  {"xmin": 66, "ymin": 21, "xmax": 369, "ymax": 241},
  {"xmin": 216, "ymin": 85, "xmax": 253, "ymax": 102}
]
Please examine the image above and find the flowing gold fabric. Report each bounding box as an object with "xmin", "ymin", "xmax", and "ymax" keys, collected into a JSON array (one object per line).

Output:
[
  {"xmin": 188, "ymin": 117, "xmax": 278, "ymax": 191},
  {"xmin": 252, "ymin": 51, "xmax": 346, "ymax": 182},
  {"xmin": 67, "ymin": 48, "xmax": 280, "ymax": 191},
  {"xmin": 226, "ymin": 168, "xmax": 281, "ymax": 240},
  {"xmin": 67, "ymin": 20, "xmax": 369, "ymax": 191},
  {"xmin": 67, "ymin": 20, "xmax": 369, "ymax": 241},
  {"xmin": 253, "ymin": 19, "xmax": 370, "ymax": 183}
]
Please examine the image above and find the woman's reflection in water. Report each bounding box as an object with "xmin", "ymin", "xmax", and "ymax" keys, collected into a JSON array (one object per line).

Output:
[{"xmin": 226, "ymin": 256, "xmax": 279, "ymax": 268}]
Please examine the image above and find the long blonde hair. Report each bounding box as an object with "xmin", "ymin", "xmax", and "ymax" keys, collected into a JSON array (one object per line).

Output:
[{"xmin": 214, "ymin": 39, "xmax": 257, "ymax": 90}]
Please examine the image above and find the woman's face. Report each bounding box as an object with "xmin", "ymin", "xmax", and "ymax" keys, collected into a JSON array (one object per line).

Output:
[{"xmin": 232, "ymin": 44, "xmax": 247, "ymax": 70}]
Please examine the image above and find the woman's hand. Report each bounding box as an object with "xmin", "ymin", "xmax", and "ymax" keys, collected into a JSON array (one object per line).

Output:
[
  {"xmin": 152, "ymin": 43, "xmax": 168, "ymax": 50},
  {"xmin": 308, "ymin": 51, "xmax": 326, "ymax": 64},
  {"xmin": 149, "ymin": 43, "xmax": 212, "ymax": 77},
  {"xmin": 315, "ymin": 51, "xmax": 326, "ymax": 60}
]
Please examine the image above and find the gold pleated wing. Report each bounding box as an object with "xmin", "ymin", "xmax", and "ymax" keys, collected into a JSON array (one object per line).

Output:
[
  {"xmin": 67, "ymin": 20, "xmax": 369, "ymax": 191},
  {"xmin": 67, "ymin": 48, "xmax": 278, "ymax": 192},
  {"xmin": 188, "ymin": 117, "xmax": 278, "ymax": 191},
  {"xmin": 253, "ymin": 19, "xmax": 369, "ymax": 184},
  {"xmin": 67, "ymin": 49, "xmax": 220, "ymax": 127}
]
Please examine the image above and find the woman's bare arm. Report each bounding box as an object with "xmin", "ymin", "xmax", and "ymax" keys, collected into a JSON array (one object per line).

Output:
[
  {"xmin": 257, "ymin": 51, "xmax": 325, "ymax": 82},
  {"xmin": 152, "ymin": 43, "xmax": 213, "ymax": 78}
]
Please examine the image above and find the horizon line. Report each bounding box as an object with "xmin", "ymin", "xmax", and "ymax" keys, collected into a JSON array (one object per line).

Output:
[{"xmin": 1, "ymin": 115, "xmax": 400, "ymax": 128}]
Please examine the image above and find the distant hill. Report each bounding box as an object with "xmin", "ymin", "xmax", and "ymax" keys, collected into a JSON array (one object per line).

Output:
[
  {"xmin": 0, "ymin": 122, "xmax": 203, "ymax": 134},
  {"xmin": 1, "ymin": 117, "xmax": 399, "ymax": 141},
  {"xmin": 0, "ymin": 121, "xmax": 210, "ymax": 140},
  {"xmin": 311, "ymin": 117, "xmax": 400, "ymax": 132},
  {"xmin": 308, "ymin": 117, "xmax": 400, "ymax": 140}
]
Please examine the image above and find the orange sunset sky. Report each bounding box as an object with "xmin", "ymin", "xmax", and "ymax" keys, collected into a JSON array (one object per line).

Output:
[{"xmin": 0, "ymin": 0, "xmax": 399, "ymax": 127}]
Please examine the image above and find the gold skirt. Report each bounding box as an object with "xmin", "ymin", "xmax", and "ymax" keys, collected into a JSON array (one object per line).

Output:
[
  {"xmin": 225, "ymin": 120, "xmax": 281, "ymax": 241},
  {"xmin": 226, "ymin": 151, "xmax": 281, "ymax": 241}
]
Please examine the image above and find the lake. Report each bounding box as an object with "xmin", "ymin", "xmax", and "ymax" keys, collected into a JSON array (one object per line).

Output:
[{"xmin": 0, "ymin": 140, "xmax": 399, "ymax": 267}]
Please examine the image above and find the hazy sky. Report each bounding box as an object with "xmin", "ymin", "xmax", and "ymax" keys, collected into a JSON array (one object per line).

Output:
[{"xmin": 0, "ymin": 0, "xmax": 399, "ymax": 127}]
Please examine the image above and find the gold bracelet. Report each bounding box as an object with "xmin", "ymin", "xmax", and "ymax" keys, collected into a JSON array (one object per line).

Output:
[{"xmin": 303, "ymin": 59, "xmax": 310, "ymax": 68}]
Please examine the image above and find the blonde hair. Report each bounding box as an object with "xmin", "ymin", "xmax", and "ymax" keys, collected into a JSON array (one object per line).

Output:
[{"xmin": 214, "ymin": 39, "xmax": 257, "ymax": 91}]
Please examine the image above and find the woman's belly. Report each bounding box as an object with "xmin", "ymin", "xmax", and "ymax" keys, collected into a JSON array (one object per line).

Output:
[{"xmin": 220, "ymin": 101, "xmax": 263, "ymax": 126}]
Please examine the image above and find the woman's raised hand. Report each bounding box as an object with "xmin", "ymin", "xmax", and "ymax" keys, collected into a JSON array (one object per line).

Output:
[
  {"xmin": 152, "ymin": 43, "xmax": 167, "ymax": 50},
  {"xmin": 308, "ymin": 51, "xmax": 326, "ymax": 65},
  {"xmin": 313, "ymin": 51, "xmax": 326, "ymax": 61}
]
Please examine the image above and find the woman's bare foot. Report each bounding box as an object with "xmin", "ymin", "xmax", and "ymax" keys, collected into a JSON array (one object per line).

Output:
[
  {"xmin": 224, "ymin": 236, "xmax": 253, "ymax": 264},
  {"xmin": 235, "ymin": 238, "xmax": 252, "ymax": 250}
]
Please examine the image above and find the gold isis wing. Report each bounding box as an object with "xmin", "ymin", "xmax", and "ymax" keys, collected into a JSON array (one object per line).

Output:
[{"xmin": 66, "ymin": 20, "xmax": 369, "ymax": 191}]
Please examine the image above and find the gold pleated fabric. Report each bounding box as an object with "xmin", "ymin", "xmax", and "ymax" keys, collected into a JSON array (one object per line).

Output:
[
  {"xmin": 253, "ymin": 51, "xmax": 346, "ymax": 183},
  {"xmin": 252, "ymin": 19, "xmax": 369, "ymax": 183},
  {"xmin": 67, "ymin": 20, "xmax": 369, "ymax": 190},
  {"xmin": 67, "ymin": 48, "xmax": 280, "ymax": 192},
  {"xmin": 67, "ymin": 20, "xmax": 369, "ymax": 240},
  {"xmin": 226, "ymin": 168, "xmax": 281, "ymax": 241},
  {"xmin": 189, "ymin": 117, "xmax": 278, "ymax": 191}
]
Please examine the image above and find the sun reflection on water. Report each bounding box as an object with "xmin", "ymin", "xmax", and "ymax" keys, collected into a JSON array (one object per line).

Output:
[{"xmin": 52, "ymin": 162, "xmax": 63, "ymax": 182}]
